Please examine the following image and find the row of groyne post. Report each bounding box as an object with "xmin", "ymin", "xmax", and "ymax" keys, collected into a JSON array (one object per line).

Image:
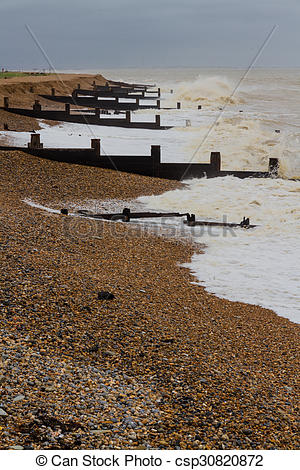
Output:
[
  {"xmin": 0, "ymin": 133, "xmax": 278, "ymax": 181},
  {"xmin": 1, "ymin": 77, "xmax": 280, "ymax": 179}
]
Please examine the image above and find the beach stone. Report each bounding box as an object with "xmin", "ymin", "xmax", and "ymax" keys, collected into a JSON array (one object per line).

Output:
[
  {"xmin": 98, "ymin": 291, "xmax": 115, "ymax": 300},
  {"xmin": 124, "ymin": 418, "xmax": 137, "ymax": 429},
  {"xmin": 103, "ymin": 350, "xmax": 117, "ymax": 358},
  {"xmin": 10, "ymin": 446, "xmax": 24, "ymax": 450},
  {"xmin": 0, "ymin": 408, "xmax": 8, "ymax": 417},
  {"xmin": 13, "ymin": 394, "xmax": 25, "ymax": 402},
  {"xmin": 91, "ymin": 429, "xmax": 110, "ymax": 435}
]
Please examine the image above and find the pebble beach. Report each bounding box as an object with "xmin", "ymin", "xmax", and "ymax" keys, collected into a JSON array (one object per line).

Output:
[{"xmin": 0, "ymin": 75, "xmax": 299, "ymax": 450}]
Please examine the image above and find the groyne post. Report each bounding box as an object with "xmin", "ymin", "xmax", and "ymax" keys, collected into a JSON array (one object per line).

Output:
[
  {"xmin": 151, "ymin": 145, "xmax": 161, "ymax": 177},
  {"xmin": 95, "ymin": 108, "xmax": 100, "ymax": 118},
  {"xmin": 51, "ymin": 87, "xmax": 55, "ymax": 96},
  {"xmin": 155, "ymin": 115, "xmax": 160, "ymax": 127},
  {"xmin": 29, "ymin": 86, "xmax": 34, "ymax": 93},
  {"xmin": 157, "ymin": 99, "xmax": 161, "ymax": 110},
  {"xmin": 177, "ymin": 102, "xmax": 181, "ymax": 110},
  {"xmin": 33, "ymin": 100, "xmax": 42, "ymax": 112},
  {"xmin": 4, "ymin": 97, "xmax": 9, "ymax": 109},
  {"xmin": 65, "ymin": 103, "xmax": 70, "ymax": 115},
  {"xmin": 126, "ymin": 111, "xmax": 131, "ymax": 123},
  {"xmin": 210, "ymin": 152, "xmax": 221, "ymax": 174},
  {"xmin": 91, "ymin": 139, "xmax": 101, "ymax": 157},
  {"xmin": 269, "ymin": 158, "xmax": 279, "ymax": 176},
  {"xmin": 28, "ymin": 133, "xmax": 43, "ymax": 149}
]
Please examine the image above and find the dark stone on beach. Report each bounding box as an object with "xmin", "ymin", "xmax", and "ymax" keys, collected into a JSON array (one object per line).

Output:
[
  {"xmin": 103, "ymin": 350, "xmax": 117, "ymax": 358},
  {"xmin": 60, "ymin": 208, "xmax": 68, "ymax": 215},
  {"xmin": 98, "ymin": 291, "xmax": 115, "ymax": 300},
  {"xmin": 88, "ymin": 343, "xmax": 99, "ymax": 353}
]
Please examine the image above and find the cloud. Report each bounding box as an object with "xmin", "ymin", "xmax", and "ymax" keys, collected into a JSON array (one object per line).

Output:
[{"xmin": 0, "ymin": 0, "xmax": 299, "ymax": 68}]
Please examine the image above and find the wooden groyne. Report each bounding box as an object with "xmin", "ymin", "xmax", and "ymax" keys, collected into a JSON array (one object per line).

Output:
[
  {"xmin": 74, "ymin": 89, "xmax": 159, "ymax": 100},
  {"xmin": 39, "ymin": 94, "xmax": 161, "ymax": 111},
  {"xmin": 0, "ymin": 134, "xmax": 279, "ymax": 181},
  {"xmin": 68, "ymin": 208, "xmax": 257, "ymax": 229},
  {"xmin": 2, "ymin": 99, "xmax": 170, "ymax": 130}
]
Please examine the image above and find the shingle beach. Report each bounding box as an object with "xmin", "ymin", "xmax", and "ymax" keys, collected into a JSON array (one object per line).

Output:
[{"xmin": 0, "ymin": 75, "xmax": 299, "ymax": 450}]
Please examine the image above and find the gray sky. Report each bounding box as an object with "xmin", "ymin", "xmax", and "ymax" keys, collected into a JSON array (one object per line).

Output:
[{"xmin": 0, "ymin": 0, "xmax": 299, "ymax": 70}]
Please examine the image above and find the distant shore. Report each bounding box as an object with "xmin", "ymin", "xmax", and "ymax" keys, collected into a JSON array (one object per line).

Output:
[{"xmin": 0, "ymin": 74, "xmax": 299, "ymax": 450}]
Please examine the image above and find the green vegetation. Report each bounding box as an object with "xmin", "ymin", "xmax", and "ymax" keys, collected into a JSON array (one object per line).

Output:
[{"xmin": 0, "ymin": 71, "xmax": 50, "ymax": 79}]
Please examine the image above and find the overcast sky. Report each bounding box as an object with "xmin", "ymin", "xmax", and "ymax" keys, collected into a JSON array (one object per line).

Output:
[{"xmin": 0, "ymin": 0, "xmax": 299, "ymax": 70}]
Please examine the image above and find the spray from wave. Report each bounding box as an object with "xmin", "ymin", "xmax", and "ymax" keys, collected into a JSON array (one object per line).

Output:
[
  {"xmin": 173, "ymin": 75, "xmax": 241, "ymax": 106},
  {"xmin": 182, "ymin": 117, "xmax": 300, "ymax": 178}
]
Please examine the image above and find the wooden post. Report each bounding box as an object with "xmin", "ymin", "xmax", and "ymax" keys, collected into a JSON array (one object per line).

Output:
[
  {"xmin": 126, "ymin": 111, "xmax": 131, "ymax": 123},
  {"xmin": 210, "ymin": 152, "xmax": 221, "ymax": 174},
  {"xmin": 91, "ymin": 139, "xmax": 101, "ymax": 156},
  {"xmin": 51, "ymin": 87, "xmax": 55, "ymax": 96},
  {"xmin": 155, "ymin": 115, "xmax": 160, "ymax": 127},
  {"xmin": 28, "ymin": 134, "xmax": 43, "ymax": 149},
  {"xmin": 157, "ymin": 99, "xmax": 161, "ymax": 110},
  {"xmin": 158, "ymin": 87, "xmax": 161, "ymax": 97},
  {"xmin": 198, "ymin": 105, "xmax": 202, "ymax": 110},
  {"xmin": 33, "ymin": 100, "xmax": 41, "ymax": 112},
  {"xmin": 151, "ymin": 145, "xmax": 161, "ymax": 177},
  {"xmin": 122, "ymin": 208, "xmax": 131, "ymax": 222},
  {"xmin": 65, "ymin": 103, "xmax": 70, "ymax": 115},
  {"xmin": 29, "ymin": 86, "xmax": 34, "ymax": 93},
  {"xmin": 4, "ymin": 97, "xmax": 9, "ymax": 109},
  {"xmin": 136, "ymin": 97, "xmax": 140, "ymax": 106},
  {"xmin": 269, "ymin": 158, "xmax": 279, "ymax": 176},
  {"xmin": 95, "ymin": 108, "xmax": 100, "ymax": 118},
  {"xmin": 77, "ymin": 83, "xmax": 81, "ymax": 90},
  {"xmin": 187, "ymin": 213, "xmax": 196, "ymax": 226},
  {"xmin": 177, "ymin": 102, "xmax": 181, "ymax": 109}
]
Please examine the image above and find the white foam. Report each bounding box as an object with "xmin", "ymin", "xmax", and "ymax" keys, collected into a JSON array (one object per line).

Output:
[{"xmin": 138, "ymin": 176, "xmax": 300, "ymax": 324}]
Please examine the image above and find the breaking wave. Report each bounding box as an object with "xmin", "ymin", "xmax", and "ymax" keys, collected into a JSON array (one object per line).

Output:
[{"xmin": 173, "ymin": 75, "xmax": 240, "ymax": 106}]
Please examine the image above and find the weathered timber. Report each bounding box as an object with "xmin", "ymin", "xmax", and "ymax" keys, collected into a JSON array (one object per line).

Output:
[
  {"xmin": 77, "ymin": 209, "xmax": 186, "ymax": 221},
  {"xmin": 108, "ymin": 79, "xmax": 155, "ymax": 89},
  {"xmin": 2, "ymin": 106, "xmax": 171, "ymax": 130},
  {"xmin": 39, "ymin": 94, "xmax": 160, "ymax": 110},
  {"xmin": 76, "ymin": 208, "xmax": 257, "ymax": 228},
  {"xmin": 74, "ymin": 88, "xmax": 158, "ymax": 100},
  {"xmin": 0, "ymin": 135, "xmax": 279, "ymax": 181}
]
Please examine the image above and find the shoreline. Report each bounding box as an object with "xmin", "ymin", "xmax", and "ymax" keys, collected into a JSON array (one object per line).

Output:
[
  {"xmin": 0, "ymin": 74, "xmax": 299, "ymax": 450},
  {"xmin": 1, "ymin": 149, "xmax": 299, "ymax": 450}
]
